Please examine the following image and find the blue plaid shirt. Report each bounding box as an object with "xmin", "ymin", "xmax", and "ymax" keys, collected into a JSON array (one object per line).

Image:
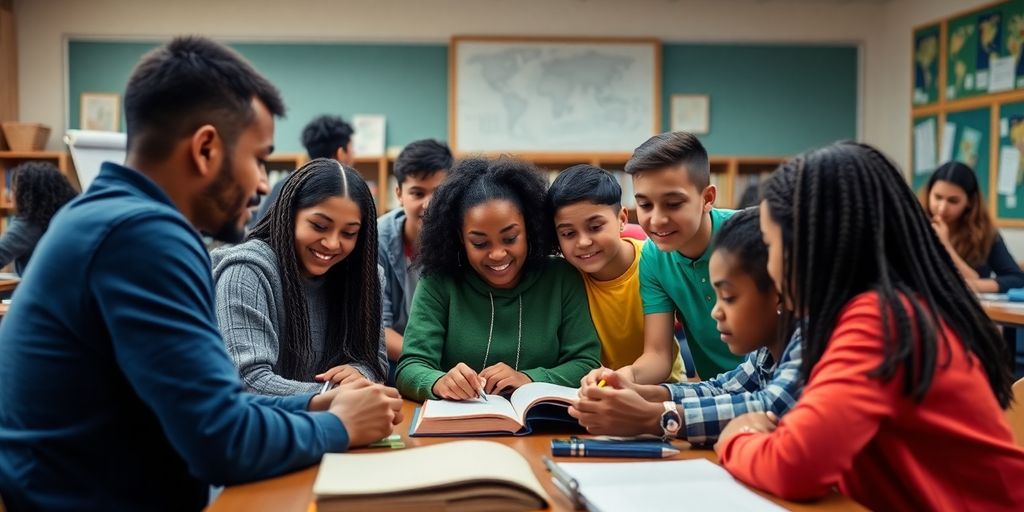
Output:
[{"xmin": 661, "ymin": 329, "xmax": 803, "ymax": 446}]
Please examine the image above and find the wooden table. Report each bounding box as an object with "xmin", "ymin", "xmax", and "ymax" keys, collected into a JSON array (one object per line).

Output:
[
  {"xmin": 208, "ymin": 401, "xmax": 864, "ymax": 512},
  {"xmin": 983, "ymin": 302, "xmax": 1024, "ymax": 327},
  {"xmin": 0, "ymin": 277, "xmax": 18, "ymax": 294}
]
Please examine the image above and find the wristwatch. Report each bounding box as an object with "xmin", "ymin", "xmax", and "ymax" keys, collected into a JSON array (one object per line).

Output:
[{"xmin": 660, "ymin": 401, "xmax": 682, "ymax": 441}]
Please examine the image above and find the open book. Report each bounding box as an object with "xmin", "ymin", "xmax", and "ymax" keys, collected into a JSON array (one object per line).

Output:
[
  {"xmin": 314, "ymin": 440, "xmax": 549, "ymax": 512},
  {"xmin": 411, "ymin": 382, "xmax": 581, "ymax": 436}
]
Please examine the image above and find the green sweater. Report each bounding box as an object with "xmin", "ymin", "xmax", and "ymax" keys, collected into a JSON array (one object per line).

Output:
[{"xmin": 396, "ymin": 257, "xmax": 601, "ymax": 401}]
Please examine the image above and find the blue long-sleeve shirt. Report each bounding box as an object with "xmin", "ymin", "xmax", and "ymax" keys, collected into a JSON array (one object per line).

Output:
[
  {"xmin": 974, "ymin": 234, "xmax": 1024, "ymax": 293},
  {"xmin": 0, "ymin": 162, "xmax": 348, "ymax": 512}
]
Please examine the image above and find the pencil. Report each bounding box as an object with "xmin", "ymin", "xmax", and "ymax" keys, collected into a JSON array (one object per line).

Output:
[{"xmin": 597, "ymin": 379, "xmax": 607, "ymax": 388}]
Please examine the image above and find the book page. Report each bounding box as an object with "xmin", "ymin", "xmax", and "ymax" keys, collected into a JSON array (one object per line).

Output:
[
  {"xmin": 509, "ymin": 382, "xmax": 579, "ymax": 423},
  {"xmin": 421, "ymin": 394, "xmax": 518, "ymax": 422},
  {"xmin": 557, "ymin": 459, "xmax": 783, "ymax": 511},
  {"xmin": 314, "ymin": 440, "xmax": 549, "ymax": 502}
]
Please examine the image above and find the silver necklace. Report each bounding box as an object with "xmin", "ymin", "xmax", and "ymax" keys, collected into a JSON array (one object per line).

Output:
[{"xmin": 481, "ymin": 292, "xmax": 523, "ymax": 370}]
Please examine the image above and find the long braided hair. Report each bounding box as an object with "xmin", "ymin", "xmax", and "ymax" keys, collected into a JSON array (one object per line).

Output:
[
  {"xmin": 248, "ymin": 158, "xmax": 383, "ymax": 382},
  {"xmin": 762, "ymin": 141, "xmax": 1013, "ymax": 407},
  {"xmin": 417, "ymin": 156, "xmax": 553, "ymax": 279}
]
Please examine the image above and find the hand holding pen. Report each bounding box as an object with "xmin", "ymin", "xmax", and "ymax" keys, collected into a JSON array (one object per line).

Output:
[{"xmin": 431, "ymin": 362, "xmax": 488, "ymax": 401}]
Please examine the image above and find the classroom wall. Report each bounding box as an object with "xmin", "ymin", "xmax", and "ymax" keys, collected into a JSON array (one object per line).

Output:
[{"xmin": 15, "ymin": 0, "xmax": 1024, "ymax": 252}]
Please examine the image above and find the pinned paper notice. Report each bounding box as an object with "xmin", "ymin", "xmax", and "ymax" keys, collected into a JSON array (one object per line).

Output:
[
  {"xmin": 1008, "ymin": 195, "xmax": 1018, "ymax": 209},
  {"xmin": 1002, "ymin": 118, "xmax": 1010, "ymax": 138},
  {"xmin": 989, "ymin": 56, "xmax": 1016, "ymax": 93},
  {"xmin": 976, "ymin": 71, "xmax": 988, "ymax": 90},
  {"xmin": 914, "ymin": 118, "xmax": 937, "ymax": 175},
  {"xmin": 998, "ymin": 146, "xmax": 1020, "ymax": 196},
  {"xmin": 940, "ymin": 123, "xmax": 956, "ymax": 164}
]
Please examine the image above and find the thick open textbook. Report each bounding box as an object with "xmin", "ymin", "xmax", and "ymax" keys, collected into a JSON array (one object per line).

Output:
[
  {"xmin": 314, "ymin": 440, "xmax": 549, "ymax": 512},
  {"xmin": 411, "ymin": 382, "xmax": 580, "ymax": 436}
]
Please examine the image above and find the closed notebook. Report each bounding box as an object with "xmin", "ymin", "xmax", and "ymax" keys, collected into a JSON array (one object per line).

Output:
[
  {"xmin": 313, "ymin": 440, "xmax": 549, "ymax": 512},
  {"xmin": 411, "ymin": 382, "xmax": 580, "ymax": 436}
]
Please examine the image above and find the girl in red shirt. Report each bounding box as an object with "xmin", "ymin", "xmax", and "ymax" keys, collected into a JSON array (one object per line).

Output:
[{"xmin": 715, "ymin": 141, "xmax": 1024, "ymax": 511}]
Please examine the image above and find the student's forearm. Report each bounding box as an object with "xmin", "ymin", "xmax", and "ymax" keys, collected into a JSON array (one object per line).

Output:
[
  {"xmin": 944, "ymin": 244, "xmax": 980, "ymax": 280},
  {"xmin": 629, "ymin": 352, "xmax": 673, "ymax": 384},
  {"xmin": 968, "ymin": 278, "xmax": 999, "ymax": 293},
  {"xmin": 385, "ymin": 328, "xmax": 404, "ymax": 361}
]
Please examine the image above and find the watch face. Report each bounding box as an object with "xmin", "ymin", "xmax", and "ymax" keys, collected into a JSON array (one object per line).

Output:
[{"xmin": 661, "ymin": 410, "xmax": 681, "ymax": 433}]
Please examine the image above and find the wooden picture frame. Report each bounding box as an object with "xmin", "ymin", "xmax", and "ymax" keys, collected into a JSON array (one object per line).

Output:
[
  {"xmin": 670, "ymin": 94, "xmax": 710, "ymax": 134},
  {"xmin": 449, "ymin": 36, "xmax": 661, "ymax": 156},
  {"xmin": 80, "ymin": 92, "xmax": 120, "ymax": 132}
]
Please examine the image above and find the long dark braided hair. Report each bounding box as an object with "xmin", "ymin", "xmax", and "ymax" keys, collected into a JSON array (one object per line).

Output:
[
  {"xmin": 248, "ymin": 158, "xmax": 383, "ymax": 382},
  {"xmin": 762, "ymin": 141, "xmax": 1013, "ymax": 407},
  {"xmin": 417, "ymin": 156, "xmax": 554, "ymax": 279},
  {"xmin": 10, "ymin": 162, "xmax": 78, "ymax": 227}
]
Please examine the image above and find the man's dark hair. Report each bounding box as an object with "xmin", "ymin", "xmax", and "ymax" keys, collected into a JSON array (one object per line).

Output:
[
  {"xmin": 546, "ymin": 164, "xmax": 621, "ymax": 215},
  {"xmin": 301, "ymin": 115, "xmax": 354, "ymax": 160},
  {"xmin": 393, "ymin": 139, "xmax": 454, "ymax": 185},
  {"xmin": 124, "ymin": 36, "xmax": 285, "ymax": 162},
  {"xmin": 624, "ymin": 131, "xmax": 710, "ymax": 190}
]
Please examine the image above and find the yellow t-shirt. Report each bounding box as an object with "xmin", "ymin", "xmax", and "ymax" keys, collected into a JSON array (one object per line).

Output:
[{"xmin": 581, "ymin": 237, "xmax": 685, "ymax": 383}]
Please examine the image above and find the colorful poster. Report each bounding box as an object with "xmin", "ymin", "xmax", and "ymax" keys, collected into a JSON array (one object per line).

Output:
[
  {"xmin": 913, "ymin": 27, "xmax": 939, "ymax": 105},
  {"xmin": 956, "ymin": 126, "xmax": 983, "ymax": 169}
]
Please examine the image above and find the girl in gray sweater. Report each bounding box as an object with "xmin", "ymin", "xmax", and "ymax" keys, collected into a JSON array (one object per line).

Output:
[
  {"xmin": 0, "ymin": 162, "xmax": 77, "ymax": 275},
  {"xmin": 212, "ymin": 159, "xmax": 387, "ymax": 396}
]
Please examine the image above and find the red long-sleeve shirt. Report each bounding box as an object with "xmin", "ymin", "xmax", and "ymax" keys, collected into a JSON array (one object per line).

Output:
[{"xmin": 719, "ymin": 292, "xmax": 1024, "ymax": 511}]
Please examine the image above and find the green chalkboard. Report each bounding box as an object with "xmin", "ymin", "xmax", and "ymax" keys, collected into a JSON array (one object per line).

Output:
[
  {"xmin": 911, "ymin": 115, "xmax": 940, "ymax": 192},
  {"xmin": 946, "ymin": 2, "xmax": 1009, "ymax": 100},
  {"xmin": 913, "ymin": 24, "xmax": 941, "ymax": 106},
  {"xmin": 997, "ymin": 101, "xmax": 1024, "ymax": 219}
]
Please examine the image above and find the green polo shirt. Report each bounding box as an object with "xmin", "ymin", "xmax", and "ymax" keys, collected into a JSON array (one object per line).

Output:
[{"xmin": 638, "ymin": 208, "xmax": 742, "ymax": 378}]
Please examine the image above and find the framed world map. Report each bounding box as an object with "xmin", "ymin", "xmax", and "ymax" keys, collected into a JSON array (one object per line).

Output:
[{"xmin": 450, "ymin": 36, "xmax": 661, "ymax": 155}]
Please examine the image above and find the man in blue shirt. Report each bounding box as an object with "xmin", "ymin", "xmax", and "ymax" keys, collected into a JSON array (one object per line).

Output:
[{"xmin": 0, "ymin": 37, "xmax": 402, "ymax": 512}]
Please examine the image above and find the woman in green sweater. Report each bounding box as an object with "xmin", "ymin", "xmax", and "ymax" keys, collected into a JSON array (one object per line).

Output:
[{"xmin": 396, "ymin": 157, "xmax": 601, "ymax": 402}]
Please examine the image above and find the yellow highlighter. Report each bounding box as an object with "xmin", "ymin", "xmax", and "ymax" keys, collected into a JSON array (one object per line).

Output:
[{"xmin": 597, "ymin": 379, "xmax": 607, "ymax": 388}]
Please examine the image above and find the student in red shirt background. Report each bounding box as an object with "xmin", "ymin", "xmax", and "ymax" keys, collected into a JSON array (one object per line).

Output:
[{"xmin": 715, "ymin": 141, "xmax": 1024, "ymax": 511}]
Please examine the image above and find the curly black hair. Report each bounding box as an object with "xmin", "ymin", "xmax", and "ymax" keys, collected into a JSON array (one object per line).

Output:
[
  {"xmin": 10, "ymin": 162, "xmax": 78, "ymax": 227},
  {"xmin": 417, "ymin": 156, "xmax": 553, "ymax": 279},
  {"xmin": 301, "ymin": 115, "xmax": 354, "ymax": 159}
]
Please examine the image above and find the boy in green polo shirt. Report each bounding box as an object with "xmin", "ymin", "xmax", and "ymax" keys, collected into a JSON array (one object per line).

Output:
[{"xmin": 583, "ymin": 132, "xmax": 742, "ymax": 385}]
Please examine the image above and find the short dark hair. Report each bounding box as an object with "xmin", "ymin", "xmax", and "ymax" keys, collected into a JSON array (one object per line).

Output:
[
  {"xmin": 418, "ymin": 157, "xmax": 553, "ymax": 278},
  {"xmin": 546, "ymin": 164, "xmax": 621, "ymax": 216},
  {"xmin": 301, "ymin": 115, "xmax": 354, "ymax": 159},
  {"xmin": 713, "ymin": 208, "xmax": 772, "ymax": 292},
  {"xmin": 124, "ymin": 36, "xmax": 285, "ymax": 162},
  {"xmin": 393, "ymin": 139, "xmax": 454, "ymax": 185},
  {"xmin": 624, "ymin": 131, "xmax": 710, "ymax": 190}
]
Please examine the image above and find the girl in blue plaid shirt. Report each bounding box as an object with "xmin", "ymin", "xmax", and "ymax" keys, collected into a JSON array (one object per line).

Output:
[{"xmin": 570, "ymin": 207, "xmax": 804, "ymax": 445}]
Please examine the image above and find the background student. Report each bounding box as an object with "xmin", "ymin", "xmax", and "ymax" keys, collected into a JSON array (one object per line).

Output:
[
  {"xmin": 213, "ymin": 159, "xmax": 388, "ymax": 395},
  {"xmin": 589, "ymin": 131, "xmax": 742, "ymax": 385},
  {"xmin": 0, "ymin": 37, "xmax": 402, "ymax": 512},
  {"xmin": 395, "ymin": 157, "xmax": 601, "ymax": 402},
  {"xmin": 378, "ymin": 139, "xmax": 453, "ymax": 384},
  {"xmin": 922, "ymin": 161, "xmax": 1024, "ymax": 293},
  {"xmin": 571, "ymin": 208, "xmax": 803, "ymax": 446},
  {"xmin": 717, "ymin": 142, "xmax": 1024, "ymax": 511},
  {"xmin": 0, "ymin": 161, "xmax": 77, "ymax": 275},
  {"xmin": 547, "ymin": 164, "xmax": 685, "ymax": 382},
  {"xmin": 254, "ymin": 114, "xmax": 355, "ymax": 223}
]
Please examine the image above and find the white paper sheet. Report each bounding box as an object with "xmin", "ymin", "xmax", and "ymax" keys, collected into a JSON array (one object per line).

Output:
[
  {"xmin": 351, "ymin": 115, "xmax": 386, "ymax": 158},
  {"xmin": 940, "ymin": 123, "xmax": 956, "ymax": 164},
  {"xmin": 989, "ymin": 56, "xmax": 1016, "ymax": 93},
  {"xmin": 914, "ymin": 118, "xmax": 937, "ymax": 175},
  {"xmin": 998, "ymin": 146, "xmax": 1020, "ymax": 196},
  {"xmin": 64, "ymin": 130, "xmax": 126, "ymax": 192},
  {"xmin": 556, "ymin": 459, "xmax": 784, "ymax": 511}
]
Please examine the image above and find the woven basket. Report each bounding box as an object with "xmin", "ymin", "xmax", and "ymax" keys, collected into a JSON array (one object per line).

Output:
[{"xmin": 1, "ymin": 123, "xmax": 50, "ymax": 151}]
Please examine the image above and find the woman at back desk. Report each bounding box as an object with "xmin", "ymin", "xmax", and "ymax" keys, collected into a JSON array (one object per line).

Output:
[{"xmin": 922, "ymin": 161, "xmax": 1024, "ymax": 293}]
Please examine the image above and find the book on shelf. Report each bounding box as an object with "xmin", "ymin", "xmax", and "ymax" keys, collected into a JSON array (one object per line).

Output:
[
  {"xmin": 314, "ymin": 440, "xmax": 549, "ymax": 512},
  {"xmin": 410, "ymin": 382, "xmax": 581, "ymax": 436}
]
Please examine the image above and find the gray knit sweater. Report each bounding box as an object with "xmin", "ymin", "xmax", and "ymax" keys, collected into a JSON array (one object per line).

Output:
[{"xmin": 211, "ymin": 238, "xmax": 388, "ymax": 396}]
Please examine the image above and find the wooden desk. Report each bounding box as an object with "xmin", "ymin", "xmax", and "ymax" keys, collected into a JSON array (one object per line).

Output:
[
  {"xmin": 0, "ymin": 278, "xmax": 18, "ymax": 293},
  {"xmin": 984, "ymin": 302, "xmax": 1024, "ymax": 327},
  {"xmin": 208, "ymin": 401, "xmax": 864, "ymax": 512}
]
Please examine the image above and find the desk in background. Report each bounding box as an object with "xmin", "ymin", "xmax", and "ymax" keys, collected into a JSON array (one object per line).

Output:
[
  {"xmin": 982, "ymin": 300, "xmax": 1024, "ymax": 377},
  {"xmin": 207, "ymin": 400, "xmax": 864, "ymax": 512}
]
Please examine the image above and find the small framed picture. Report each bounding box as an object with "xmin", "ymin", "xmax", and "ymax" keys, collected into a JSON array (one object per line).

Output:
[
  {"xmin": 80, "ymin": 92, "xmax": 121, "ymax": 132},
  {"xmin": 670, "ymin": 94, "xmax": 710, "ymax": 134}
]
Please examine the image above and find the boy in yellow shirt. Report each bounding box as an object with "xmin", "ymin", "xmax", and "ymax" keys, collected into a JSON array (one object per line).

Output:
[{"xmin": 546, "ymin": 165, "xmax": 685, "ymax": 382}]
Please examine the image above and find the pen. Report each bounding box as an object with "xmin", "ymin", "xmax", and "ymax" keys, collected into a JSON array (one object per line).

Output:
[
  {"xmin": 551, "ymin": 437, "xmax": 679, "ymax": 458},
  {"xmin": 318, "ymin": 380, "xmax": 332, "ymax": 395},
  {"xmin": 478, "ymin": 377, "xmax": 488, "ymax": 402}
]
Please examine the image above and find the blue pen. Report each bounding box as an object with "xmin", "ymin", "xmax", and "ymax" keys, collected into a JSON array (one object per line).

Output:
[{"xmin": 551, "ymin": 437, "xmax": 679, "ymax": 458}]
